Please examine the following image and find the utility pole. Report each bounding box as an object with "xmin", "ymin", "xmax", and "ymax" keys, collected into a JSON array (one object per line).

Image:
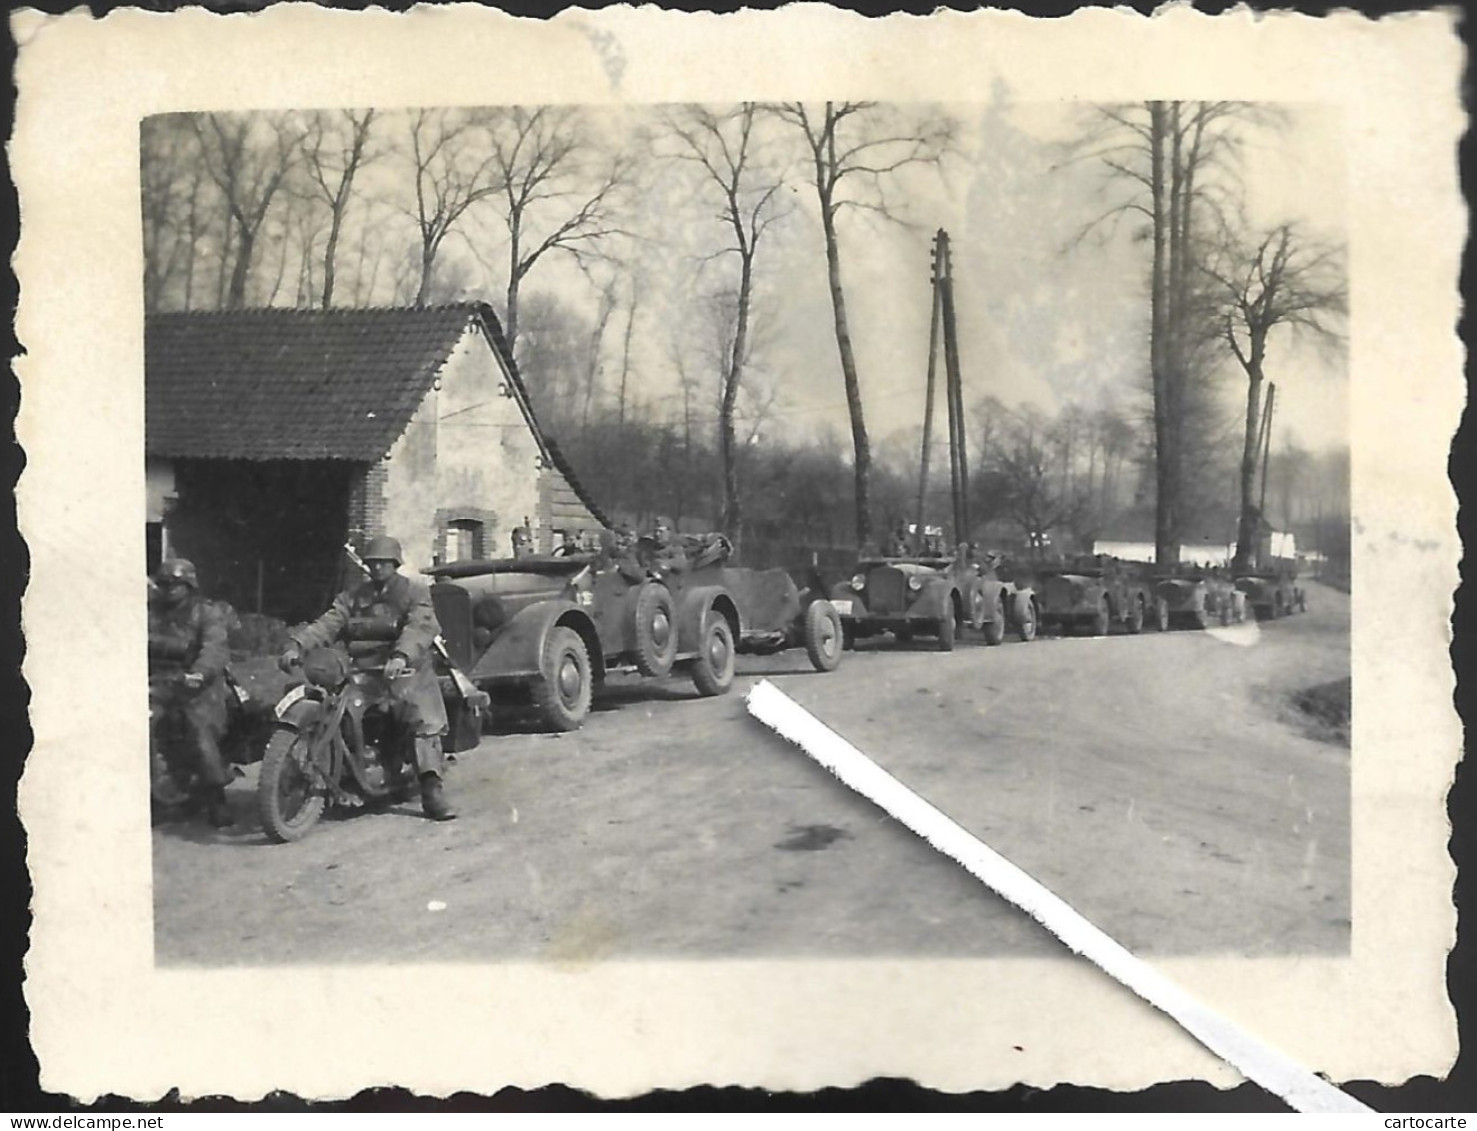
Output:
[
  {"xmin": 938, "ymin": 231, "xmax": 970, "ymax": 543},
  {"xmin": 915, "ymin": 232, "xmax": 944, "ymax": 551}
]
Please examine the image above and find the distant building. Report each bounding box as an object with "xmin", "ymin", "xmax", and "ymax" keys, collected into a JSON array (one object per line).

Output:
[
  {"xmin": 1092, "ymin": 509, "xmax": 1237, "ymax": 567},
  {"xmin": 1093, "ymin": 523, "xmax": 1294, "ymax": 567},
  {"xmin": 146, "ymin": 303, "xmax": 606, "ymax": 622}
]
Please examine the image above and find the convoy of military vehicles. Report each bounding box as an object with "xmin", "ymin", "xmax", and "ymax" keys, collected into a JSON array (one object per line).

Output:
[{"xmin": 420, "ymin": 529, "xmax": 1305, "ymax": 738}]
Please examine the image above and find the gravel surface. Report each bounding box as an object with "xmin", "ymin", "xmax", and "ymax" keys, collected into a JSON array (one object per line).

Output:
[{"xmin": 154, "ymin": 582, "xmax": 1349, "ymax": 964}]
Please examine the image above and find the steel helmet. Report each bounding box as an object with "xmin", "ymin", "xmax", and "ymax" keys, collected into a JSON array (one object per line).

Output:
[
  {"xmin": 361, "ymin": 535, "xmax": 403, "ymax": 565},
  {"xmin": 154, "ymin": 557, "xmax": 198, "ymax": 588}
]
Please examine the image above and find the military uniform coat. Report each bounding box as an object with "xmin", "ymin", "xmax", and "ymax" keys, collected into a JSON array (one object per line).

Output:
[
  {"xmin": 292, "ymin": 573, "xmax": 448, "ymax": 737},
  {"xmin": 148, "ymin": 592, "xmax": 232, "ymax": 786}
]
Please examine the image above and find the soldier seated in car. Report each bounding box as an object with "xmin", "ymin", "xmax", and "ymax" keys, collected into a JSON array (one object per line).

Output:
[
  {"xmin": 884, "ymin": 520, "xmax": 912, "ymax": 557},
  {"xmin": 148, "ymin": 558, "xmax": 234, "ymax": 827},
  {"xmin": 278, "ymin": 535, "xmax": 456, "ymax": 821},
  {"xmin": 635, "ymin": 516, "xmax": 688, "ymax": 575}
]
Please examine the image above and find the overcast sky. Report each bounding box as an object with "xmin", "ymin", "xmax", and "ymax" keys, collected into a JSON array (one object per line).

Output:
[{"xmin": 339, "ymin": 98, "xmax": 1348, "ymax": 458}]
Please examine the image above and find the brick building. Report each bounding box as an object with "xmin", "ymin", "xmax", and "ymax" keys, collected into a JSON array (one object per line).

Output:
[{"xmin": 146, "ymin": 303, "xmax": 606, "ymax": 622}]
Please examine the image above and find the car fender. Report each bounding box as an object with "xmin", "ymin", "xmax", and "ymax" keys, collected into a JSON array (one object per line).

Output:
[
  {"xmin": 912, "ymin": 576, "xmax": 955, "ymax": 621},
  {"xmin": 467, "ymin": 599, "xmax": 598, "ymax": 682},
  {"xmin": 1007, "ymin": 583, "xmax": 1036, "ymax": 624},
  {"xmin": 976, "ymin": 577, "xmax": 1010, "ymax": 623},
  {"xmin": 675, "ymin": 585, "xmax": 741, "ymax": 654},
  {"xmin": 829, "ymin": 581, "xmax": 869, "ymax": 619}
]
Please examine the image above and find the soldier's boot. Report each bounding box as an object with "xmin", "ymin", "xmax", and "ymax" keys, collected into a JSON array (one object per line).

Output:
[
  {"xmin": 419, "ymin": 773, "xmax": 457, "ymax": 821},
  {"xmin": 414, "ymin": 735, "xmax": 455, "ymax": 820},
  {"xmin": 203, "ymin": 785, "xmax": 234, "ymax": 828}
]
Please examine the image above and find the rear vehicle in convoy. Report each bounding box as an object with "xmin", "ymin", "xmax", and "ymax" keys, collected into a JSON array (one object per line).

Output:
[
  {"xmin": 1032, "ymin": 555, "xmax": 1163, "ymax": 636},
  {"xmin": 1156, "ymin": 568, "xmax": 1245, "ymax": 629},
  {"xmin": 710, "ymin": 564, "xmax": 845, "ymax": 673},
  {"xmin": 829, "ymin": 547, "xmax": 1035, "ymax": 651},
  {"xmin": 1235, "ymin": 567, "xmax": 1306, "ymax": 620}
]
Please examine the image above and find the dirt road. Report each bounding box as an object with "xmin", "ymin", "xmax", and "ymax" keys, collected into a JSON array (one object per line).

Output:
[{"xmin": 153, "ymin": 582, "xmax": 1349, "ymax": 965}]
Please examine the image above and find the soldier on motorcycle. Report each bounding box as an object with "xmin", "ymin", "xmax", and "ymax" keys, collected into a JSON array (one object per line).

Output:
[
  {"xmin": 148, "ymin": 558, "xmax": 234, "ymax": 827},
  {"xmin": 279, "ymin": 535, "xmax": 457, "ymax": 821}
]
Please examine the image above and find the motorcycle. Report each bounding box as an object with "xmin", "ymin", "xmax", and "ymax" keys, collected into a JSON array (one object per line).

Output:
[{"xmin": 258, "ymin": 646, "xmax": 418, "ymax": 843}]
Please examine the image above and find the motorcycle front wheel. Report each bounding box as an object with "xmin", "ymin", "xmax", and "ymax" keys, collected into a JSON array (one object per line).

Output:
[{"xmin": 258, "ymin": 724, "xmax": 329, "ymax": 843}]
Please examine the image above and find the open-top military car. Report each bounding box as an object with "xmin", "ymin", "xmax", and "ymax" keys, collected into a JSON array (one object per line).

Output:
[
  {"xmin": 1235, "ymin": 566, "xmax": 1306, "ymax": 620},
  {"xmin": 427, "ymin": 552, "xmax": 731, "ymax": 732},
  {"xmin": 829, "ymin": 547, "xmax": 1035, "ymax": 651},
  {"xmin": 1031, "ymin": 555, "xmax": 1163, "ymax": 636},
  {"xmin": 428, "ymin": 537, "xmax": 843, "ymax": 732},
  {"xmin": 647, "ymin": 534, "xmax": 846, "ymax": 674},
  {"xmin": 1155, "ymin": 567, "xmax": 1245, "ymax": 629}
]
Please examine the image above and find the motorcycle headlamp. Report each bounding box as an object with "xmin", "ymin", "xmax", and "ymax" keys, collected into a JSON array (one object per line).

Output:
[
  {"xmin": 850, "ymin": 574, "xmax": 867, "ymax": 591},
  {"xmin": 301, "ymin": 647, "xmax": 350, "ymax": 690},
  {"xmin": 907, "ymin": 574, "xmax": 924, "ymax": 592}
]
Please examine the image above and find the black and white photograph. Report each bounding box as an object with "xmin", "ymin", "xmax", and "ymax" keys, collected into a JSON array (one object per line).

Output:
[{"xmin": 12, "ymin": 4, "xmax": 1464, "ymax": 1106}]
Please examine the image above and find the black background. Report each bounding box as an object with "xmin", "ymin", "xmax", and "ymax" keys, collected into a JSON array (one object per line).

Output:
[{"xmin": 2, "ymin": 0, "xmax": 1471, "ymax": 1113}]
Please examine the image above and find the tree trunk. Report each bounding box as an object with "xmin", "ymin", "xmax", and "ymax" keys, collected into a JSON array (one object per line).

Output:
[
  {"xmin": 1147, "ymin": 103, "xmax": 1175, "ymax": 567},
  {"xmin": 722, "ymin": 256, "xmax": 752, "ymax": 551},
  {"xmin": 321, "ymin": 208, "xmax": 343, "ymax": 308},
  {"xmin": 226, "ymin": 223, "xmax": 255, "ymax": 309},
  {"xmin": 820, "ymin": 206, "xmax": 872, "ymax": 548},
  {"xmin": 415, "ymin": 244, "xmax": 434, "ymax": 305},
  {"xmin": 505, "ymin": 223, "xmax": 523, "ymax": 353},
  {"xmin": 617, "ymin": 291, "xmax": 637, "ymax": 431},
  {"xmin": 1232, "ymin": 354, "xmax": 1265, "ymax": 574}
]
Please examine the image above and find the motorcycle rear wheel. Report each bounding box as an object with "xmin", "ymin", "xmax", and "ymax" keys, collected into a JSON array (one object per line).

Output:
[{"xmin": 259, "ymin": 725, "xmax": 328, "ymax": 843}]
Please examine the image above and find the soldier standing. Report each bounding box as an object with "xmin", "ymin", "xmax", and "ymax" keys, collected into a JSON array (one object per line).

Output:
[
  {"xmin": 148, "ymin": 558, "xmax": 234, "ymax": 827},
  {"xmin": 278, "ymin": 536, "xmax": 456, "ymax": 821}
]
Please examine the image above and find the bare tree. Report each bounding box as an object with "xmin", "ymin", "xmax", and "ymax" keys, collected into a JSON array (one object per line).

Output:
[
  {"xmin": 192, "ymin": 112, "xmax": 304, "ymax": 309},
  {"xmin": 984, "ymin": 405, "xmax": 1083, "ymax": 553},
  {"xmin": 666, "ymin": 103, "xmax": 789, "ymax": 549},
  {"xmin": 770, "ymin": 101, "xmax": 955, "ymax": 548},
  {"xmin": 301, "ymin": 109, "xmax": 379, "ymax": 308},
  {"xmin": 483, "ymin": 106, "xmax": 630, "ymax": 351},
  {"xmin": 1202, "ymin": 222, "xmax": 1346, "ymax": 572},
  {"xmin": 141, "ymin": 115, "xmax": 211, "ymax": 312},
  {"xmin": 402, "ymin": 108, "xmax": 505, "ymax": 305},
  {"xmin": 1072, "ymin": 101, "xmax": 1264, "ymax": 563}
]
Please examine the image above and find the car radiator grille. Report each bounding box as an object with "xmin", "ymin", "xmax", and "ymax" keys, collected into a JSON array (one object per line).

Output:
[{"xmin": 867, "ymin": 568, "xmax": 907, "ymax": 614}]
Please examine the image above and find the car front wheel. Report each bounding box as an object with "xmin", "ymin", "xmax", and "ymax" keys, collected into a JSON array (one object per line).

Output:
[
  {"xmin": 802, "ymin": 600, "xmax": 843, "ymax": 673},
  {"xmin": 532, "ymin": 626, "xmax": 592, "ymax": 731},
  {"xmin": 1090, "ymin": 596, "xmax": 1110, "ymax": 637},
  {"xmin": 936, "ymin": 608, "xmax": 956, "ymax": 652}
]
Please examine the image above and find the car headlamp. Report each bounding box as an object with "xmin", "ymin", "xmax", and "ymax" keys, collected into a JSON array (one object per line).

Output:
[
  {"xmin": 851, "ymin": 574, "xmax": 867, "ymax": 591},
  {"xmin": 907, "ymin": 575, "xmax": 924, "ymax": 592}
]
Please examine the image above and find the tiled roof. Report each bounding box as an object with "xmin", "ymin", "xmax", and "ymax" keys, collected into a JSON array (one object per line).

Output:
[
  {"xmin": 146, "ymin": 305, "xmax": 480, "ymax": 461},
  {"xmin": 543, "ymin": 435, "xmax": 610, "ymax": 527}
]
